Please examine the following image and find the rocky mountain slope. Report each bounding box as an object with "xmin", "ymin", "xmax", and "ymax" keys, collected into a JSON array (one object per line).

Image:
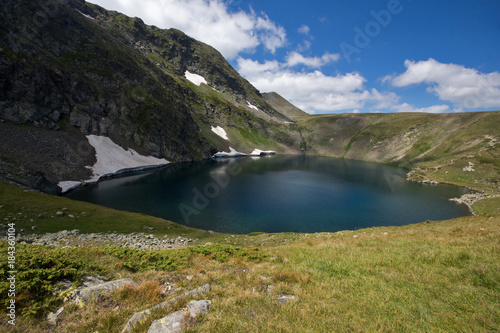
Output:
[{"xmin": 0, "ymin": 0, "xmax": 303, "ymax": 193}]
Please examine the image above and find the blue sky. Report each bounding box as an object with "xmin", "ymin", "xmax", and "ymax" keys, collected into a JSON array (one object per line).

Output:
[{"xmin": 88, "ymin": 0, "xmax": 500, "ymax": 114}]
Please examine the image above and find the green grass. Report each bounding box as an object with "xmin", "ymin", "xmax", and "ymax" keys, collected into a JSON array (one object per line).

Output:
[
  {"xmin": 2, "ymin": 214, "xmax": 498, "ymax": 332},
  {"xmin": 197, "ymin": 216, "xmax": 500, "ymax": 332},
  {"xmin": 0, "ymin": 242, "xmax": 264, "ymax": 317},
  {"xmin": 472, "ymin": 197, "xmax": 500, "ymax": 215}
]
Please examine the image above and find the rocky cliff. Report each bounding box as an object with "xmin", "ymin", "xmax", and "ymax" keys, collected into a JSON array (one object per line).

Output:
[{"xmin": 0, "ymin": 0, "xmax": 302, "ymax": 192}]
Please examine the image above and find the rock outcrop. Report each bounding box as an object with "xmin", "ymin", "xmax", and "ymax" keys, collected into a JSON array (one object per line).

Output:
[
  {"xmin": 0, "ymin": 0, "xmax": 302, "ymax": 192},
  {"xmin": 0, "ymin": 157, "xmax": 60, "ymax": 194},
  {"xmin": 121, "ymin": 284, "xmax": 210, "ymax": 333},
  {"xmin": 17, "ymin": 230, "xmax": 196, "ymax": 250}
]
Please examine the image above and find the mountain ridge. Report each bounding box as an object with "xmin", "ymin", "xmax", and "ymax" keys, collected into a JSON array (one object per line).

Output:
[
  {"xmin": 0, "ymin": 0, "xmax": 499, "ymax": 197},
  {"xmin": 0, "ymin": 0, "xmax": 304, "ymax": 192}
]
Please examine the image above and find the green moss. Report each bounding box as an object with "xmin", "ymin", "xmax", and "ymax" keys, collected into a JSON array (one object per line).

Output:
[
  {"xmin": 125, "ymin": 85, "xmax": 161, "ymax": 108},
  {"xmin": 237, "ymin": 127, "xmax": 272, "ymax": 147}
]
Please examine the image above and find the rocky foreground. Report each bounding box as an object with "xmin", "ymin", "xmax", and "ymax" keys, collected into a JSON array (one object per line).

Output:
[
  {"xmin": 449, "ymin": 192, "xmax": 500, "ymax": 215},
  {"xmin": 16, "ymin": 229, "xmax": 196, "ymax": 250}
]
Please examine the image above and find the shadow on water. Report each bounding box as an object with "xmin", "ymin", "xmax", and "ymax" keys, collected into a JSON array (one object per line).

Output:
[{"xmin": 67, "ymin": 156, "xmax": 470, "ymax": 234}]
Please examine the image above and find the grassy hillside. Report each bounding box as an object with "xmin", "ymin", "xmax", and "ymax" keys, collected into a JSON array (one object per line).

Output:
[
  {"xmin": 299, "ymin": 111, "xmax": 500, "ymax": 194},
  {"xmin": 262, "ymin": 92, "xmax": 309, "ymax": 119},
  {"xmin": 0, "ymin": 181, "xmax": 498, "ymax": 332}
]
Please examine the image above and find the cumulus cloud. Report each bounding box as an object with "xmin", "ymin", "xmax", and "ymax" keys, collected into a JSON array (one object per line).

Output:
[
  {"xmin": 298, "ymin": 25, "xmax": 310, "ymax": 35},
  {"xmin": 87, "ymin": 0, "xmax": 286, "ymax": 59},
  {"xmin": 285, "ymin": 51, "xmax": 340, "ymax": 68},
  {"xmin": 386, "ymin": 58, "xmax": 500, "ymax": 110},
  {"xmin": 238, "ymin": 57, "xmax": 451, "ymax": 114},
  {"xmin": 238, "ymin": 58, "xmax": 398, "ymax": 113}
]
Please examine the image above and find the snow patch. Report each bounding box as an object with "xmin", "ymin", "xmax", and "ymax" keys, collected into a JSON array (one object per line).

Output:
[
  {"xmin": 185, "ymin": 70, "xmax": 207, "ymax": 86},
  {"xmin": 58, "ymin": 136, "xmax": 169, "ymax": 193},
  {"xmin": 213, "ymin": 147, "xmax": 275, "ymax": 158},
  {"xmin": 211, "ymin": 126, "xmax": 229, "ymax": 140},
  {"xmin": 58, "ymin": 181, "xmax": 82, "ymax": 193},
  {"xmin": 213, "ymin": 147, "xmax": 247, "ymax": 158},
  {"xmin": 247, "ymin": 101, "xmax": 259, "ymax": 110},
  {"xmin": 250, "ymin": 149, "xmax": 276, "ymax": 156},
  {"xmin": 86, "ymin": 135, "xmax": 169, "ymax": 181},
  {"xmin": 77, "ymin": 10, "xmax": 94, "ymax": 20}
]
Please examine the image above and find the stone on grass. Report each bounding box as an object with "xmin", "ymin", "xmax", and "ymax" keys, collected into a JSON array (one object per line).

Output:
[
  {"xmin": 147, "ymin": 310, "xmax": 185, "ymax": 333},
  {"xmin": 186, "ymin": 300, "xmax": 211, "ymax": 318},
  {"xmin": 75, "ymin": 278, "xmax": 136, "ymax": 304},
  {"xmin": 147, "ymin": 300, "xmax": 211, "ymax": 333},
  {"xmin": 121, "ymin": 284, "xmax": 210, "ymax": 333},
  {"xmin": 277, "ymin": 295, "xmax": 297, "ymax": 305},
  {"xmin": 47, "ymin": 306, "xmax": 64, "ymax": 324}
]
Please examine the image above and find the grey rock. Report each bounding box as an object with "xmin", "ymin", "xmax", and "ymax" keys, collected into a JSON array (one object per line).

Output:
[
  {"xmin": 53, "ymin": 280, "xmax": 73, "ymax": 292},
  {"xmin": 277, "ymin": 295, "xmax": 297, "ymax": 305},
  {"xmin": 0, "ymin": 159, "xmax": 60, "ymax": 195},
  {"xmin": 146, "ymin": 300, "xmax": 211, "ymax": 333},
  {"xmin": 47, "ymin": 306, "xmax": 64, "ymax": 324},
  {"xmin": 186, "ymin": 300, "xmax": 211, "ymax": 318},
  {"xmin": 147, "ymin": 310, "xmax": 185, "ymax": 333},
  {"xmin": 121, "ymin": 284, "xmax": 210, "ymax": 333},
  {"xmin": 81, "ymin": 274, "xmax": 109, "ymax": 287},
  {"xmin": 75, "ymin": 278, "xmax": 135, "ymax": 303}
]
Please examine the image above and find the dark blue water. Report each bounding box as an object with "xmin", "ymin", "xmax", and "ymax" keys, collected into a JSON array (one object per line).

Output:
[{"xmin": 66, "ymin": 156, "xmax": 470, "ymax": 234}]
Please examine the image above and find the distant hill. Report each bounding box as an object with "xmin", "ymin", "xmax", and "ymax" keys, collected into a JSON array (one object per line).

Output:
[{"xmin": 262, "ymin": 92, "xmax": 309, "ymax": 119}]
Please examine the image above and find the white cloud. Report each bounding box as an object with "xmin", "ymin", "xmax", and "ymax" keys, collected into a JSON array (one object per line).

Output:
[
  {"xmin": 387, "ymin": 58, "xmax": 500, "ymax": 110},
  {"xmin": 285, "ymin": 51, "xmax": 340, "ymax": 68},
  {"xmin": 238, "ymin": 57, "xmax": 451, "ymax": 114},
  {"xmin": 238, "ymin": 57, "xmax": 398, "ymax": 113},
  {"xmin": 298, "ymin": 25, "xmax": 310, "ymax": 35},
  {"xmin": 391, "ymin": 103, "xmax": 450, "ymax": 113},
  {"xmin": 87, "ymin": 0, "xmax": 286, "ymax": 59}
]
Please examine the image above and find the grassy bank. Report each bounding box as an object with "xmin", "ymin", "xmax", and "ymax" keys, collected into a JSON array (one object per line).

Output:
[
  {"xmin": 0, "ymin": 215, "xmax": 498, "ymax": 332},
  {"xmin": 0, "ymin": 181, "xmax": 499, "ymax": 332}
]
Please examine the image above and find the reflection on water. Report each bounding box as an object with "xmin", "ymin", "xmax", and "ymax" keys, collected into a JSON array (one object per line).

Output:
[{"xmin": 66, "ymin": 156, "xmax": 470, "ymax": 234}]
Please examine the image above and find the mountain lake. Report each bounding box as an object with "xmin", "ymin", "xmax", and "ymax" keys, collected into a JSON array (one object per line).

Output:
[{"xmin": 66, "ymin": 156, "xmax": 471, "ymax": 234}]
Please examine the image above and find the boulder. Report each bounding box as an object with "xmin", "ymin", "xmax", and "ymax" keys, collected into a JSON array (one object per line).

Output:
[
  {"xmin": 121, "ymin": 284, "xmax": 210, "ymax": 333},
  {"xmin": 186, "ymin": 300, "xmax": 211, "ymax": 318},
  {"xmin": 147, "ymin": 310, "xmax": 185, "ymax": 333},
  {"xmin": 147, "ymin": 300, "xmax": 211, "ymax": 333},
  {"xmin": 74, "ymin": 278, "xmax": 136, "ymax": 304}
]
